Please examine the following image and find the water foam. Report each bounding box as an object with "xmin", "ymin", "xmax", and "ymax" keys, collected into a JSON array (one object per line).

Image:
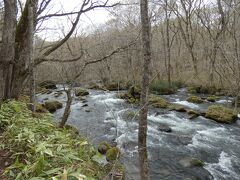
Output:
[{"xmin": 205, "ymin": 152, "xmax": 240, "ymax": 180}]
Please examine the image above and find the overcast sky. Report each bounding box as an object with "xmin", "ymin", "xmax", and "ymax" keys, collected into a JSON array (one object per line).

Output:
[{"xmin": 37, "ymin": 0, "xmax": 123, "ymax": 40}]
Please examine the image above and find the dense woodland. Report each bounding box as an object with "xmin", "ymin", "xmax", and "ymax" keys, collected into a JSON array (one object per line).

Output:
[{"xmin": 0, "ymin": 0, "xmax": 240, "ymax": 180}]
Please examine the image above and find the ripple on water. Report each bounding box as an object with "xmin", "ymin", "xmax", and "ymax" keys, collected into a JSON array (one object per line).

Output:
[
  {"xmin": 205, "ymin": 152, "xmax": 240, "ymax": 180},
  {"xmin": 173, "ymin": 99, "xmax": 200, "ymax": 109}
]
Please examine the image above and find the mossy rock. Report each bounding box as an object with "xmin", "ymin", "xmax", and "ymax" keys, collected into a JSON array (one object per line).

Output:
[
  {"xmin": 149, "ymin": 95, "xmax": 168, "ymax": 108},
  {"xmin": 207, "ymin": 95, "xmax": 219, "ymax": 102},
  {"xmin": 88, "ymin": 83, "xmax": 102, "ymax": 90},
  {"xmin": 105, "ymin": 82, "xmax": 125, "ymax": 91},
  {"xmin": 39, "ymin": 80, "xmax": 57, "ymax": 89},
  {"xmin": 190, "ymin": 158, "xmax": 204, "ymax": 167},
  {"xmin": 187, "ymin": 109, "xmax": 200, "ymax": 119},
  {"xmin": 187, "ymin": 96, "xmax": 204, "ymax": 104},
  {"xmin": 106, "ymin": 147, "xmax": 120, "ymax": 162},
  {"xmin": 174, "ymin": 106, "xmax": 187, "ymax": 112},
  {"xmin": 116, "ymin": 86, "xmax": 141, "ymax": 104},
  {"xmin": 98, "ymin": 142, "xmax": 111, "ymax": 154},
  {"xmin": 205, "ymin": 105, "xmax": 238, "ymax": 123},
  {"xmin": 64, "ymin": 124, "xmax": 79, "ymax": 135},
  {"xmin": 35, "ymin": 103, "xmax": 48, "ymax": 113},
  {"xmin": 44, "ymin": 101, "xmax": 63, "ymax": 113},
  {"xmin": 75, "ymin": 88, "xmax": 89, "ymax": 96}
]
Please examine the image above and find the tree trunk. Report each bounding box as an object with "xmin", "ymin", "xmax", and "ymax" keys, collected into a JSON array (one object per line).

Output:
[
  {"xmin": 11, "ymin": 0, "xmax": 38, "ymax": 99},
  {"xmin": 139, "ymin": 0, "xmax": 151, "ymax": 179},
  {"xmin": 59, "ymin": 89, "xmax": 73, "ymax": 128},
  {"xmin": 0, "ymin": 0, "xmax": 17, "ymax": 102},
  {"xmin": 28, "ymin": 5, "xmax": 35, "ymax": 111}
]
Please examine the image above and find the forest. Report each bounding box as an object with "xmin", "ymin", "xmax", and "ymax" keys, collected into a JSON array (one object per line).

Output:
[{"xmin": 0, "ymin": 0, "xmax": 240, "ymax": 180}]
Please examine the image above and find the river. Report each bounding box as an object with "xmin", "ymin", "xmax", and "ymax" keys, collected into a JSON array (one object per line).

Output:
[{"xmin": 37, "ymin": 87, "xmax": 240, "ymax": 180}]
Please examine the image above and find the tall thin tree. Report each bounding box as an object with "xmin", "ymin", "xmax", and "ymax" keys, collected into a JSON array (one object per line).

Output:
[{"xmin": 138, "ymin": 0, "xmax": 151, "ymax": 179}]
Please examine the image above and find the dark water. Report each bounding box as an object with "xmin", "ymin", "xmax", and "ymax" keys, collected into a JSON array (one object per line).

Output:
[{"xmin": 37, "ymin": 87, "xmax": 240, "ymax": 180}]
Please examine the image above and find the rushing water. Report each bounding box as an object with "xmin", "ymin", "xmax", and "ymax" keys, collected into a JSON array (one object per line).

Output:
[{"xmin": 37, "ymin": 87, "xmax": 240, "ymax": 180}]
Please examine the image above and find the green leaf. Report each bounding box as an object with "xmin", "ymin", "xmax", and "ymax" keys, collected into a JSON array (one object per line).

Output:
[{"xmin": 44, "ymin": 168, "xmax": 62, "ymax": 175}]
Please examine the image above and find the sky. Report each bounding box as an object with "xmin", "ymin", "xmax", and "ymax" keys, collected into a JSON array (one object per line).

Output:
[{"xmin": 37, "ymin": 0, "xmax": 123, "ymax": 40}]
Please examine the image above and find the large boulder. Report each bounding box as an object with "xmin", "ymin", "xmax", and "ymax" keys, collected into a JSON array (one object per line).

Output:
[
  {"xmin": 205, "ymin": 105, "xmax": 238, "ymax": 123},
  {"xmin": 39, "ymin": 81, "xmax": 57, "ymax": 89},
  {"xmin": 149, "ymin": 95, "xmax": 168, "ymax": 108},
  {"xmin": 75, "ymin": 88, "xmax": 89, "ymax": 96},
  {"xmin": 158, "ymin": 123, "xmax": 172, "ymax": 133},
  {"xmin": 44, "ymin": 101, "xmax": 63, "ymax": 113},
  {"xmin": 116, "ymin": 85, "xmax": 140, "ymax": 104},
  {"xmin": 187, "ymin": 96, "xmax": 204, "ymax": 104},
  {"xmin": 98, "ymin": 141, "xmax": 111, "ymax": 154},
  {"xmin": 207, "ymin": 95, "xmax": 219, "ymax": 102},
  {"xmin": 106, "ymin": 147, "xmax": 121, "ymax": 162}
]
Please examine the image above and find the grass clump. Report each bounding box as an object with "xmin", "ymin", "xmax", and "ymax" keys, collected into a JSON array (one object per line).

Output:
[{"xmin": 0, "ymin": 101, "xmax": 108, "ymax": 179}]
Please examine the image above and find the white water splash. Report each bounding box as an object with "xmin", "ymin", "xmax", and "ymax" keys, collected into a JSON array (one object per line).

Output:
[
  {"xmin": 205, "ymin": 152, "xmax": 240, "ymax": 180},
  {"xmin": 173, "ymin": 99, "xmax": 199, "ymax": 109}
]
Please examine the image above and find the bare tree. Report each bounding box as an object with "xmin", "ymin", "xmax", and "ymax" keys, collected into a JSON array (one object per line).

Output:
[{"xmin": 139, "ymin": 0, "xmax": 151, "ymax": 179}]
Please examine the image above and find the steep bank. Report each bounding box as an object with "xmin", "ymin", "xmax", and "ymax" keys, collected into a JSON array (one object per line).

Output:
[{"xmin": 0, "ymin": 101, "xmax": 111, "ymax": 179}]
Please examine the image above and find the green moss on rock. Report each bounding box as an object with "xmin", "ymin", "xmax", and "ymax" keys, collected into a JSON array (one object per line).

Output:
[
  {"xmin": 98, "ymin": 142, "xmax": 111, "ymax": 154},
  {"xmin": 149, "ymin": 95, "xmax": 168, "ymax": 108},
  {"xmin": 205, "ymin": 105, "xmax": 238, "ymax": 123},
  {"xmin": 44, "ymin": 101, "xmax": 63, "ymax": 113},
  {"xmin": 190, "ymin": 159, "xmax": 204, "ymax": 167},
  {"xmin": 207, "ymin": 95, "xmax": 219, "ymax": 102},
  {"xmin": 187, "ymin": 96, "xmax": 204, "ymax": 104},
  {"xmin": 106, "ymin": 147, "xmax": 120, "ymax": 162},
  {"xmin": 75, "ymin": 88, "xmax": 89, "ymax": 96}
]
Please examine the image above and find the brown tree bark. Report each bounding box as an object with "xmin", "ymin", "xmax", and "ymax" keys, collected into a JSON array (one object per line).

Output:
[
  {"xmin": 59, "ymin": 89, "xmax": 73, "ymax": 128},
  {"xmin": 138, "ymin": 0, "xmax": 151, "ymax": 179},
  {"xmin": 0, "ymin": 0, "xmax": 17, "ymax": 102}
]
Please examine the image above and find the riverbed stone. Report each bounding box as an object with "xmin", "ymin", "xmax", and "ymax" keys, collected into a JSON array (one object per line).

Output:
[
  {"xmin": 205, "ymin": 105, "xmax": 238, "ymax": 123},
  {"xmin": 44, "ymin": 101, "xmax": 63, "ymax": 113},
  {"xmin": 75, "ymin": 88, "xmax": 89, "ymax": 96}
]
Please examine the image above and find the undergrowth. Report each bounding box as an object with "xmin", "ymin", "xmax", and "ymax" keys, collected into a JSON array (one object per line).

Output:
[{"xmin": 0, "ymin": 101, "xmax": 106, "ymax": 179}]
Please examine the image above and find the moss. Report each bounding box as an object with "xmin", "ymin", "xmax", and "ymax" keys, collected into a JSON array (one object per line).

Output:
[
  {"xmin": 98, "ymin": 142, "xmax": 111, "ymax": 154},
  {"xmin": 116, "ymin": 86, "xmax": 140, "ymax": 104},
  {"xmin": 88, "ymin": 83, "xmax": 102, "ymax": 90},
  {"xmin": 187, "ymin": 96, "xmax": 204, "ymax": 104},
  {"xmin": 106, "ymin": 147, "xmax": 120, "ymax": 162},
  {"xmin": 207, "ymin": 95, "xmax": 219, "ymax": 102},
  {"xmin": 205, "ymin": 105, "xmax": 238, "ymax": 123},
  {"xmin": 75, "ymin": 88, "xmax": 89, "ymax": 96},
  {"xmin": 35, "ymin": 103, "xmax": 48, "ymax": 113},
  {"xmin": 187, "ymin": 109, "xmax": 200, "ymax": 116},
  {"xmin": 149, "ymin": 95, "xmax": 168, "ymax": 108},
  {"xmin": 190, "ymin": 159, "xmax": 204, "ymax": 167},
  {"xmin": 44, "ymin": 101, "xmax": 63, "ymax": 113},
  {"xmin": 105, "ymin": 82, "xmax": 126, "ymax": 91}
]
